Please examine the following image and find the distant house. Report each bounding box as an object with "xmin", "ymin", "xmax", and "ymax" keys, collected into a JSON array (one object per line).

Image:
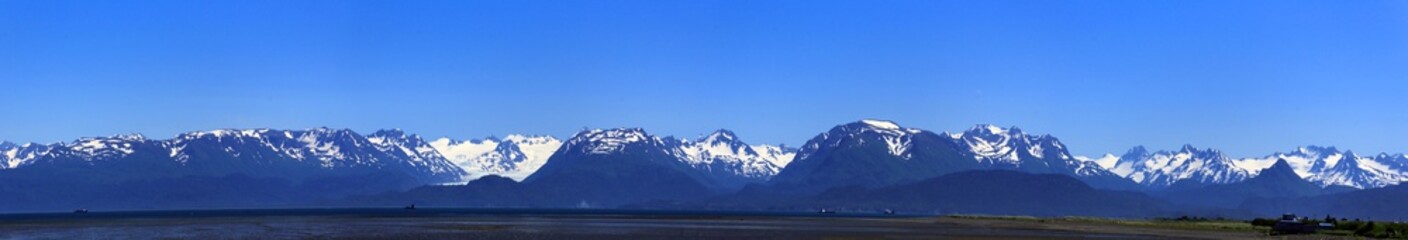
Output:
[{"xmin": 1271, "ymin": 214, "xmax": 1317, "ymax": 235}]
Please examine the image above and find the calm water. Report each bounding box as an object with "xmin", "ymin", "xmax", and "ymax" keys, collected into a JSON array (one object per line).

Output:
[
  {"xmin": 0, "ymin": 208, "xmax": 1171, "ymax": 239},
  {"xmin": 0, "ymin": 207, "xmax": 912, "ymax": 220}
]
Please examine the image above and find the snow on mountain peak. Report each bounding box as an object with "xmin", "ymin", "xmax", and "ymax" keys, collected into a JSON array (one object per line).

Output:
[
  {"xmin": 1, "ymin": 142, "xmax": 20, "ymax": 169},
  {"xmin": 951, "ymin": 124, "xmax": 1050, "ymax": 165},
  {"xmin": 1088, "ymin": 144, "xmax": 1408, "ymax": 189},
  {"xmin": 1334, "ymin": 151, "xmax": 1361, "ymax": 168},
  {"xmin": 700, "ymin": 129, "xmax": 738, "ymax": 144},
  {"xmin": 364, "ymin": 129, "xmax": 462, "ymax": 176},
  {"xmin": 168, "ymin": 127, "xmax": 390, "ymax": 167},
  {"xmin": 430, "ymin": 137, "xmax": 497, "ymax": 158},
  {"xmin": 568, "ymin": 128, "xmax": 652, "ymax": 155},
  {"xmin": 1076, "ymin": 153, "xmax": 1121, "ymax": 169},
  {"xmin": 983, "ymin": 124, "xmax": 1006, "ymax": 134},
  {"xmin": 966, "ymin": 124, "xmax": 1017, "ymax": 136},
  {"xmin": 1104, "ymin": 144, "xmax": 1250, "ymax": 187},
  {"xmin": 670, "ymin": 129, "xmax": 797, "ymax": 181},
  {"xmin": 1, "ymin": 142, "xmax": 52, "ymax": 169},
  {"xmin": 375, "ymin": 128, "xmax": 406, "ymax": 135},
  {"xmin": 64, "ymin": 134, "xmax": 149, "ymax": 159},
  {"xmin": 502, "ymin": 134, "xmax": 558, "ymax": 145},
  {"xmin": 947, "ymin": 124, "xmax": 1110, "ymax": 178},
  {"xmin": 681, "ymin": 131, "xmax": 751, "ymax": 161},
  {"xmin": 751, "ymin": 144, "xmax": 798, "ymax": 169},
  {"xmin": 430, "ymin": 134, "xmax": 563, "ymax": 182},
  {"xmin": 178, "ymin": 129, "xmax": 272, "ymax": 139},
  {"xmin": 859, "ymin": 119, "xmax": 902, "ymax": 130},
  {"xmin": 1305, "ymin": 150, "xmax": 1407, "ymax": 188},
  {"xmin": 1296, "ymin": 145, "xmax": 1339, "ymax": 156},
  {"xmin": 824, "ymin": 120, "xmax": 922, "ymax": 159},
  {"xmin": 2, "ymin": 128, "xmax": 468, "ymax": 184},
  {"xmin": 549, "ymin": 127, "xmax": 797, "ymax": 184},
  {"xmin": 112, "ymin": 133, "xmax": 147, "ymax": 141},
  {"xmin": 367, "ymin": 128, "xmax": 410, "ymax": 140},
  {"xmin": 1228, "ymin": 146, "xmax": 1408, "ymax": 189}
]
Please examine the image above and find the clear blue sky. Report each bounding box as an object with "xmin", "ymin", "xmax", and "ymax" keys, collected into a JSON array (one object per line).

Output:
[{"xmin": 2, "ymin": 0, "xmax": 1406, "ymax": 157}]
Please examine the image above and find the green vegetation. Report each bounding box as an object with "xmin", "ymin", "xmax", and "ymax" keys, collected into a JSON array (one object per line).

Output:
[
  {"xmin": 945, "ymin": 214, "xmax": 1041, "ymax": 221},
  {"xmin": 944, "ymin": 214, "xmax": 1267, "ymax": 232},
  {"xmin": 1249, "ymin": 215, "xmax": 1408, "ymax": 239},
  {"xmin": 949, "ymin": 214, "xmax": 1408, "ymax": 239}
]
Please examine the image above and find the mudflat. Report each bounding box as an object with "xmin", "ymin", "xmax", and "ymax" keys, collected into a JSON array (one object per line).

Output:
[{"xmin": 0, "ymin": 210, "xmax": 1294, "ymax": 239}]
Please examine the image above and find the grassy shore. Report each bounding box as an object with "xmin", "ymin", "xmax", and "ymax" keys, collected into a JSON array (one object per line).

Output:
[
  {"xmin": 0, "ymin": 212, "xmax": 1271, "ymax": 239},
  {"xmin": 1, "ymin": 209, "xmax": 1379, "ymax": 239},
  {"xmin": 939, "ymin": 215, "xmax": 1408, "ymax": 239},
  {"xmin": 945, "ymin": 214, "xmax": 1267, "ymax": 232}
]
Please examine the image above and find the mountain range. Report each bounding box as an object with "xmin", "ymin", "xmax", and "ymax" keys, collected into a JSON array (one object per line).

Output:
[
  {"xmin": 1080, "ymin": 145, "xmax": 1408, "ymax": 189},
  {"xmin": 1157, "ymin": 159, "xmax": 1324, "ymax": 209},
  {"xmin": 427, "ymin": 134, "xmax": 563, "ymax": 182},
  {"xmin": 0, "ymin": 128, "xmax": 463, "ymax": 211},
  {"xmin": 1, "ymin": 128, "xmax": 463, "ymax": 182},
  {"xmin": 4, "ymin": 119, "xmax": 1408, "ymax": 218},
  {"xmin": 771, "ymin": 120, "xmax": 1134, "ymax": 193}
]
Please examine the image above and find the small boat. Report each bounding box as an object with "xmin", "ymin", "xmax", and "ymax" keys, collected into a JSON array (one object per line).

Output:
[
  {"xmin": 818, "ymin": 209, "xmax": 836, "ymax": 214},
  {"xmin": 404, "ymin": 204, "xmax": 416, "ymax": 210},
  {"xmin": 883, "ymin": 209, "xmax": 895, "ymax": 215},
  {"xmin": 73, "ymin": 209, "xmax": 89, "ymax": 214}
]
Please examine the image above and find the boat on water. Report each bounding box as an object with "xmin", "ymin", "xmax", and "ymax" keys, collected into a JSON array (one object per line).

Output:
[
  {"xmin": 73, "ymin": 209, "xmax": 89, "ymax": 214},
  {"xmin": 404, "ymin": 204, "xmax": 417, "ymax": 210},
  {"xmin": 818, "ymin": 209, "xmax": 836, "ymax": 214}
]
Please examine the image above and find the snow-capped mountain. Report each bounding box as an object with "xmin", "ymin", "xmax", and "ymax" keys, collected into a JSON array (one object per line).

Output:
[
  {"xmin": 366, "ymin": 129, "xmax": 465, "ymax": 179},
  {"xmin": 829, "ymin": 120, "xmax": 918, "ymax": 158},
  {"xmin": 510, "ymin": 127, "xmax": 795, "ymax": 190},
  {"xmin": 0, "ymin": 128, "xmax": 472, "ymax": 212},
  {"xmin": 429, "ymin": 128, "xmax": 795, "ymax": 186},
  {"xmin": 753, "ymin": 144, "xmax": 797, "ymax": 168},
  {"xmin": 1231, "ymin": 146, "xmax": 1342, "ymax": 177},
  {"xmin": 1233, "ymin": 146, "xmax": 1408, "ymax": 189},
  {"xmin": 1096, "ymin": 145, "xmax": 1252, "ymax": 188},
  {"xmin": 1160, "ymin": 158, "xmax": 1323, "ymax": 208},
  {"xmin": 668, "ymin": 129, "xmax": 798, "ymax": 186},
  {"xmin": 1077, "ymin": 154, "xmax": 1120, "ymax": 171},
  {"xmin": 3, "ymin": 128, "xmax": 465, "ymax": 183},
  {"xmin": 791, "ymin": 119, "xmax": 926, "ymax": 162},
  {"xmin": 43, "ymin": 134, "xmax": 154, "ymax": 163},
  {"xmin": 950, "ymin": 125, "xmax": 1033, "ymax": 166},
  {"xmin": 771, "ymin": 120, "xmax": 979, "ymax": 191},
  {"xmin": 1081, "ymin": 145, "xmax": 1408, "ymax": 189},
  {"xmin": 1312, "ymin": 151, "xmax": 1395, "ymax": 188},
  {"xmin": 0, "ymin": 141, "xmax": 12, "ymax": 169},
  {"xmin": 17, "ymin": 134, "xmax": 174, "ymax": 170},
  {"xmin": 172, "ymin": 128, "xmax": 462, "ymax": 181},
  {"xmin": 772, "ymin": 120, "xmax": 1138, "ymax": 192},
  {"xmin": 947, "ymin": 124, "xmax": 1118, "ymax": 178},
  {"xmin": 522, "ymin": 128, "xmax": 719, "ymax": 205},
  {"xmin": 1, "ymin": 142, "xmax": 52, "ymax": 169},
  {"xmin": 1374, "ymin": 153, "xmax": 1408, "ymax": 173},
  {"xmin": 3, "ymin": 137, "xmax": 154, "ymax": 170},
  {"xmin": 429, "ymin": 135, "xmax": 562, "ymax": 182}
]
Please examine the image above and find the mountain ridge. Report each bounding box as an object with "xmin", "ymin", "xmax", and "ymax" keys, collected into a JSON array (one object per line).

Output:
[
  {"xmin": 7, "ymin": 121, "xmax": 1408, "ymax": 214},
  {"xmin": 1080, "ymin": 145, "xmax": 1408, "ymax": 189}
]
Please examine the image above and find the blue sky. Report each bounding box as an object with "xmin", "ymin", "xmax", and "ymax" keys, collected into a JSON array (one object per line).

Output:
[{"xmin": 2, "ymin": 0, "xmax": 1406, "ymax": 157}]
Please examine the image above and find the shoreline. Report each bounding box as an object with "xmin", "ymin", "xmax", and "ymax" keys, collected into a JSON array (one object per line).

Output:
[{"xmin": 0, "ymin": 208, "xmax": 1312, "ymax": 239}]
